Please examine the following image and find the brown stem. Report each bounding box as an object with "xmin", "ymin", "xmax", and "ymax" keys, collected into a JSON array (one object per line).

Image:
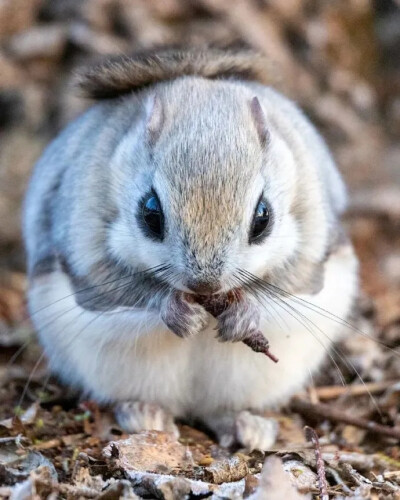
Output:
[
  {"xmin": 305, "ymin": 426, "xmax": 329, "ymax": 500},
  {"xmin": 299, "ymin": 380, "xmax": 397, "ymax": 401},
  {"xmin": 292, "ymin": 398, "xmax": 400, "ymax": 441},
  {"xmin": 242, "ymin": 331, "xmax": 279, "ymax": 363}
]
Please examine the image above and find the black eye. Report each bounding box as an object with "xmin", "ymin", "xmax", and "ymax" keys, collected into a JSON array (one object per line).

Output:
[
  {"xmin": 141, "ymin": 191, "xmax": 164, "ymax": 240},
  {"xmin": 249, "ymin": 198, "xmax": 271, "ymax": 243}
]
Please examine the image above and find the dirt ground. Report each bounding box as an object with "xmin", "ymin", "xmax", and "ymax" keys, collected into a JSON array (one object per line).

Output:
[{"xmin": 0, "ymin": 1, "xmax": 400, "ymax": 498}]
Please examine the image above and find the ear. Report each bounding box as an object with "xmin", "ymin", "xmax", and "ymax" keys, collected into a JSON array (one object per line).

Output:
[
  {"xmin": 146, "ymin": 94, "xmax": 164, "ymax": 144},
  {"xmin": 250, "ymin": 96, "xmax": 269, "ymax": 148}
]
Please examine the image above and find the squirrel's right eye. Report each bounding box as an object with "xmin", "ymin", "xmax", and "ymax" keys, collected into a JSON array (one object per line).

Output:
[
  {"xmin": 141, "ymin": 191, "xmax": 164, "ymax": 240},
  {"xmin": 249, "ymin": 197, "xmax": 272, "ymax": 244}
]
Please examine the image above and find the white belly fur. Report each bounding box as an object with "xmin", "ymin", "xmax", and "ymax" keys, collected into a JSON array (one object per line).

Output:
[{"xmin": 28, "ymin": 245, "xmax": 357, "ymax": 418}]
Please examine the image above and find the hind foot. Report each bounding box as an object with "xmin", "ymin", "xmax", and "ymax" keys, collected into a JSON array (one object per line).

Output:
[
  {"xmin": 204, "ymin": 411, "xmax": 278, "ymax": 452},
  {"xmin": 115, "ymin": 401, "xmax": 179, "ymax": 438}
]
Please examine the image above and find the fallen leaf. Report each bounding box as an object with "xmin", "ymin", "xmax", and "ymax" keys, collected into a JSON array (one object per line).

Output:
[{"xmin": 103, "ymin": 431, "xmax": 193, "ymax": 474}]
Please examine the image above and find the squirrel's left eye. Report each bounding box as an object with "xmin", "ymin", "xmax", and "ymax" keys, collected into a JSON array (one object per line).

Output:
[
  {"xmin": 141, "ymin": 191, "xmax": 164, "ymax": 240},
  {"xmin": 249, "ymin": 198, "xmax": 271, "ymax": 244}
]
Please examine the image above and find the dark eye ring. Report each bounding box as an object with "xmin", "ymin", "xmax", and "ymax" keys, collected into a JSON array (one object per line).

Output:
[
  {"xmin": 249, "ymin": 197, "xmax": 272, "ymax": 244},
  {"xmin": 141, "ymin": 190, "xmax": 164, "ymax": 240}
]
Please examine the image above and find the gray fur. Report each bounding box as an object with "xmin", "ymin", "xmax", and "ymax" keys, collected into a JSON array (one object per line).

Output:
[
  {"xmin": 23, "ymin": 51, "xmax": 357, "ymax": 447},
  {"xmin": 26, "ymin": 77, "xmax": 345, "ymax": 304}
]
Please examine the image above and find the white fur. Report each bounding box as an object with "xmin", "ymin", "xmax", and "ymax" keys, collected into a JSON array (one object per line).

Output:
[{"xmin": 29, "ymin": 243, "xmax": 357, "ymax": 418}]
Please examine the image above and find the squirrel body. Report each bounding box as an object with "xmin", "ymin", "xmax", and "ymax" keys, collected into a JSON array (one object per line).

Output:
[{"xmin": 24, "ymin": 49, "xmax": 358, "ymax": 450}]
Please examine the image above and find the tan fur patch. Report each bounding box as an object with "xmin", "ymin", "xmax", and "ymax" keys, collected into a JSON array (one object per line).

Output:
[{"xmin": 75, "ymin": 47, "xmax": 277, "ymax": 99}]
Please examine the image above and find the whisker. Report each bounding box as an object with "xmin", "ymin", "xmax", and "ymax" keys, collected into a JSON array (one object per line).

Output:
[
  {"xmin": 263, "ymin": 286, "xmax": 347, "ymax": 388},
  {"xmin": 63, "ymin": 309, "xmax": 109, "ymax": 353},
  {"xmin": 7, "ymin": 265, "xmax": 169, "ymax": 367},
  {"xmin": 28, "ymin": 264, "xmax": 173, "ymax": 337},
  {"xmin": 35, "ymin": 276, "xmax": 145, "ymax": 335},
  {"xmin": 7, "ymin": 338, "xmax": 34, "ymax": 368},
  {"xmin": 27, "ymin": 264, "xmax": 170, "ymax": 320},
  {"xmin": 238, "ymin": 269, "xmax": 382, "ymax": 415},
  {"xmin": 271, "ymin": 290, "xmax": 382, "ymax": 415},
  {"xmin": 238, "ymin": 270, "xmax": 347, "ymax": 386},
  {"xmin": 233, "ymin": 272, "xmax": 287, "ymax": 332},
  {"xmin": 237, "ymin": 270, "xmax": 353, "ymax": 388},
  {"xmin": 60, "ymin": 273, "xmax": 175, "ymax": 363},
  {"xmin": 28, "ymin": 267, "xmax": 176, "ymax": 378},
  {"xmin": 15, "ymin": 264, "xmax": 175, "ymax": 407},
  {"xmin": 238, "ymin": 269, "xmax": 400, "ymax": 359},
  {"xmin": 17, "ymin": 351, "xmax": 46, "ymax": 410},
  {"xmin": 38, "ymin": 370, "xmax": 53, "ymax": 401}
]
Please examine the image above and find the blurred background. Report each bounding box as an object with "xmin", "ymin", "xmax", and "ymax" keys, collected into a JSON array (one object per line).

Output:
[{"xmin": 0, "ymin": 0, "xmax": 399, "ymax": 381}]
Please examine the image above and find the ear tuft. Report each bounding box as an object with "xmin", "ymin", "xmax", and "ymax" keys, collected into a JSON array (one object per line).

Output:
[{"xmin": 250, "ymin": 96, "xmax": 270, "ymax": 148}]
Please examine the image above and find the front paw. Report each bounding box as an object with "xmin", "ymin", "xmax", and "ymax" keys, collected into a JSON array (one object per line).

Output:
[
  {"xmin": 217, "ymin": 296, "xmax": 260, "ymax": 342},
  {"xmin": 161, "ymin": 291, "xmax": 209, "ymax": 338}
]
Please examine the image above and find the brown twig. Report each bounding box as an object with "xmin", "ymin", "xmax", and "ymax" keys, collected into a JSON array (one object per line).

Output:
[
  {"xmin": 242, "ymin": 331, "xmax": 279, "ymax": 363},
  {"xmin": 299, "ymin": 380, "xmax": 398, "ymax": 400},
  {"xmin": 292, "ymin": 398, "xmax": 400, "ymax": 440},
  {"xmin": 0, "ymin": 434, "xmax": 29, "ymax": 445},
  {"xmin": 32, "ymin": 438, "xmax": 62, "ymax": 450},
  {"xmin": 305, "ymin": 426, "xmax": 329, "ymax": 500}
]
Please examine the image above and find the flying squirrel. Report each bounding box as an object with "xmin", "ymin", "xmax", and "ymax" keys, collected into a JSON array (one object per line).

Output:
[{"xmin": 24, "ymin": 47, "xmax": 358, "ymax": 451}]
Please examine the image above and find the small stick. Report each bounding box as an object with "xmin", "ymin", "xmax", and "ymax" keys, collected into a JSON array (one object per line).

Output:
[
  {"xmin": 0, "ymin": 434, "xmax": 29, "ymax": 445},
  {"xmin": 300, "ymin": 380, "xmax": 398, "ymax": 400},
  {"xmin": 33, "ymin": 438, "xmax": 62, "ymax": 450},
  {"xmin": 292, "ymin": 398, "xmax": 400, "ymax": 440},
  {"xmin": 242, "ymin": 330, "xmax": 279, "ymax": 363},
  {"xmin": 305, "ymin": 426, "xmax": 329, "ymax": 500},
  {"xmin": 384, "ymin": 471, "xmax": 400, "ymax": 479}
]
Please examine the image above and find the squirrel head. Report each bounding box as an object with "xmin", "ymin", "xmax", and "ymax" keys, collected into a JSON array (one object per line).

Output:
[
  {"xmin": 106, "ymin": 76, "xmax": 326, "ymax": 294},
  {"xmin": 75, "ymin": 47, "xmax": 335, "ymax": 296}
]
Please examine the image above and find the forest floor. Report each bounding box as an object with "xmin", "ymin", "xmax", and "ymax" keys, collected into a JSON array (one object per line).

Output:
[{"xmin": 1, "ymin": 1, "xmax": 400, "ymax": 498}]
